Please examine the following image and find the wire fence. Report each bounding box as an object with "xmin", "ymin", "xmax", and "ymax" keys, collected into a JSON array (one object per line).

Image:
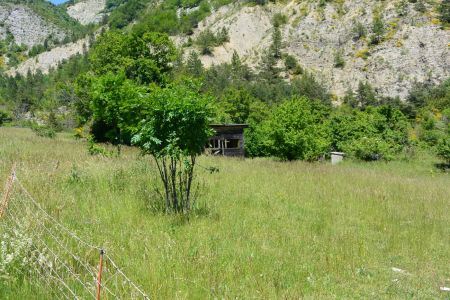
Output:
[{"xmin": 0, "ymin": 166, "xmax": 150, "ymax": 300}]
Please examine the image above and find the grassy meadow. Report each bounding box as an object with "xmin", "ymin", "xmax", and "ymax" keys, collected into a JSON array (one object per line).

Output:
[{"xmin": 0, "ymin": 127, "xmax": 449, "ymax": 299}]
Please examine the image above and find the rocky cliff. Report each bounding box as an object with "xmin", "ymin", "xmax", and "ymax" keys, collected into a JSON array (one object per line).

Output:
[
  {"xmin": 180, "ymin": 0, "xmax": 449, "ymax": 99},
  {"xmin": 0, "ymin": 3, "xmax": 66, "ymax": 48},
  {"xmin": 67, "ymin": 0, "xmax": 106, "ymax": 25}
]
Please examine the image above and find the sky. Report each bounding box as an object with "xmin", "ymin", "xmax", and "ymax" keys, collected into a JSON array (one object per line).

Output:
[{"xmin": 48, "ymin": 0, "xmax": 69, "ymax": 5}]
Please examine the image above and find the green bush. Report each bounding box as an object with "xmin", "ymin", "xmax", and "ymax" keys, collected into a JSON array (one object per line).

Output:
[
  {"xmin": 436, "ymin": 136, "xmax": 450, "ymax": 164},
  {"xmin": 31, "ymin": 123, "xmax": 56, "ymax": 139},
  {"xmin": 132, "ymin": 82, "xmax": 214, "ymax": 213},
  {"xmin": 352, "ymin": 22, "xmax": 367, "ymax": 41},
  {"xmin": 331, "ymin": 105, "xmax": 410, "ymax": 161},
  {"xmin": 370, "ymin": 15, "xmax": 385, "ymax": 45},
  {"xmin": 334, "ymin": 50, "xmax": 345, "ymax": 68},
  {"xmin": 0, "ymin": 110, "xmax": 12, "ymax": 126},
  {"xmin": 439, "ymin": 0, "xmax": 450, "ymax": 23},
  {"xmin": 195, "ymin": 28, "xmax": 229, "ymax": 55},
  {"xmin": 251, "ymin": 97, "xmax": 331, "ymax": 161},
  {"xmin": 272, "ymin": 13, "xmax": 288, "ymax": 27}
]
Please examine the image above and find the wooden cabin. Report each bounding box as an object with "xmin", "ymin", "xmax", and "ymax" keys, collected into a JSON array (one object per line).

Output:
[{"xmin": 207, "ymin": 124, "xmax": 249, "ymax": 157}]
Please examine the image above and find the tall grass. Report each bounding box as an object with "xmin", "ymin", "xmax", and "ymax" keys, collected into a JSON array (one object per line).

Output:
[{"xmin": 0, "ymin": 127, "xmax": 449, "ymax": 299}]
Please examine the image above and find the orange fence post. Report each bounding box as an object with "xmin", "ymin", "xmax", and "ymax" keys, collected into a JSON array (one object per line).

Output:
[
  {"xmin": 0, "ymin": 163, "xmax": 16, "ymax": 219},
  {"xmin": 96, "ymin": 249, "xmax": 105, "ymax": 300}
]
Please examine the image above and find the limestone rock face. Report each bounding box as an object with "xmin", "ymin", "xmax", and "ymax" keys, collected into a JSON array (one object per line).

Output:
[
  {"xmin": 67, "ymin": 0, "xmax": 106, "ymax": 25},
  {"xmin": 7, "ymin": 37, "xmax": 90, "ymax": 76},
  {"xmin": 178, "ymin": 0, "xmax": 450, "ymax": 99},
  {"xmin": 0, "ymin": 4, "xmax": 66, "ymax": 47}
]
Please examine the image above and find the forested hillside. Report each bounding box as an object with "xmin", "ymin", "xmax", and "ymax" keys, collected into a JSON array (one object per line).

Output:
[
  {"xmin": 0, "ymin": 0, "xmax": 449, "ymax": 164},
  {"xmin": 0, "ymin": 0, "xmax": 95, "ymax": 70}
]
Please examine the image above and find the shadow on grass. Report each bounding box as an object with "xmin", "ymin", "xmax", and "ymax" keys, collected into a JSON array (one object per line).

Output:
[{"xmin": 435, "ymin": 162, "xmax": 450, "ymax": 172}]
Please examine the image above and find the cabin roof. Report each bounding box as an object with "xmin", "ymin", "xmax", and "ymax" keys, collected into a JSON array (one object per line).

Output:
[{"xmin": 210, "ymin": 124, "xmax": 249, "ymax": 129}]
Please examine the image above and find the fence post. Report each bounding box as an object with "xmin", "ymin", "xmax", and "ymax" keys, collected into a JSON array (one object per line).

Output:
[
  {"xmin": 96, "ymin": 249, "xmax": 105, "ymax": 300},
  {"xmin": 0, "ymin": 163, "xmax": 16, "ymax": 219}
]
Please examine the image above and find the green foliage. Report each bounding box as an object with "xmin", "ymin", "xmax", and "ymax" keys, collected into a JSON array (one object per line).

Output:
[
  {"xmin": 334, "ymin": 49, "xmax": 345, "ymax": 68},
  {"xmin": 408, "ymin": 79, "xmax": 450, "ymax": 112},
  {"xmin": 352, "ymin": 21, "xmax": 367, "ymax": 40},
  {"xmin": 0, "ymin": 53, "xmax": 89, "ymax": 117},
  {"xmin": 108, "ymin": 0, "xmax": 146, "ymax": 29},
  {"xmin": 436, "ymin": 135, "xmax": 450, "ymax": 164},
  {"xmin": 89, "ymin": 31, "xmax": 176, "ymax": 85},
  {"xmin": 414, "ymin": 0, "xmax": 426, "ymax": 13},
  {"xmin": 284, "ymin": 54, "xmax": 298, "ymax": 71},
  {"xmin": 195, "ymin": 28, "xmax": 229, "ymax": 55},
  {"xmin": 31, "ymin": 123, "xmax": 56, "ymax": 138},
  {"xmin": 185, "ymin": 51, "xmax": 204, "ymax": 77},
  {"xmin": 270, "ymin": 25, "xmax": 283, "ymax": 59},
  {"xmin": 130, "ymin": 0, "xmax": 228, "ymax": 36},
  {"xmin": 396, "ymin": 0, "xmax": 409, "ymax": 17},
  {"xmin": 272, "ymin": 13, "xmax": 288, "ymax": 27},
  {"xmin": 251, "ymin": 97, "xmax": 331, "ymax": 161},
  {"xmin": 439, "ymin": 0, "xmax": 450, "ymax": 23},
  {"xmin": 87, "ymin": 72, "xmax": 148, "ymax": 143},
  {"xmin": 132, "ymin": 82, "xmax": 213, "ymax": 157},
  {"xmin": 331, "ymin": 105, "xmax": 410, "ymax": 161},
  {"xmin": 344, "ymin": 81, "xmax": 378, "ymax": 109},
  {"xmin": 0, "ymin": 109, "xmax": 12, "ymax": 126},
  {"xmin": 132, "ymin": 83, "xmax": 214, "ymax": 213},
  {"xmin": 87, "ymin": 135, "xmax": 112, "ymax": 156},
  {"xmin": 370, "ymin": 15, "xmax": 385, "ymax": 45}
]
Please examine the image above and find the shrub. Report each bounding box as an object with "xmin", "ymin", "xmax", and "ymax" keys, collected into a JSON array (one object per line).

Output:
[
  {"xmin": 334, "ymin": 50, "xmax": 345, "ymax": 68},
  {"xmin": 414, "ymin": 0, "xmax": 426, "ymax": 13},
  {"xmin": 331, "ymin": 106, "xmax": 410, "ymax": 161},
  {"xmin": 355, "ymin": 48, "xmax": 370, "ymax": 60},
  {"xmin": 31, "ymin": 123, "xmax": 56, "ymax": 139},
  {"xmin": 284, "ymin": 54, "xmax": 298, "ymax": 70},
  {"xmin": 87, "ymin": 135, "xmax": 112, "ymax": 156},
  {"xmin": 439, "ymin": 0, "xmax": 450, "ymax": 23},
  {"xmin": 132, "ymin": 83, "xmax": 214, "ymax": 213},
  {"xmin": 272, "ymin": 13, "xmax": 288, "ymax": 27},
  {"xmin": 195, "ymin": 28, "xmax": 229, "ymax": 55},
  {"xmin": 0, "ymin": 110, "xmax": 12, "ymax": 126},
  {"xmin": 253, "ymin": 97, "xmax": 331, "ymax": 161},
  {"xmin": 352, "ymin": 21, "xmax": 367, "ymax": 40},
  {"xmin": 370, "ymin": 15, "xmax": 385, "ymax": 45},
  {"xmin": 344, "ymin": 136, "xmax": 393, "ymax": 161},
  {"xmin": 436, "ymin": 136, "xmax": 450, "ymax": 164}
]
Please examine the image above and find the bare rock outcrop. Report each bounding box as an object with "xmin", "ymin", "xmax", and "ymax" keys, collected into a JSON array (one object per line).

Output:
[
  {"xmin": 180, "ymin": 0, "xmax": 450, "ymax": 99},
  {"xmin": 67, "ymin": 0, "xmax": 106, "ymax": 25},
  {"xmin": 7, "ymin": 38, "xmax": 89, "ymax": 76},
  {"xmin": 0, "ymin": 3, "xmax": 66, "ymax": 47}
]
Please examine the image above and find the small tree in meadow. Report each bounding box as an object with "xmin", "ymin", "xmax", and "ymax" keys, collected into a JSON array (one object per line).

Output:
[{"xmin": 132, "ymin": 83, "xmax": 213, "ymax": 213}]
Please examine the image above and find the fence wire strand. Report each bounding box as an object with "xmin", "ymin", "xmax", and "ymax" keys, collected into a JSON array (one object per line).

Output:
[{"xmin": 0, "ymin": 174, "xmax": 150, "ymax": 299}]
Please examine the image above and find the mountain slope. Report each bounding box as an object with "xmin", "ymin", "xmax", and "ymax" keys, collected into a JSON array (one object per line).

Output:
[
  {"xmin": 181, "ymin": 0, "xmax": 450, "ymax": 99},
  {"xmin": 0, "ymin": 2, "xmax": 67, "ymax": 48},
  {"xmin": 67, "ymin": 0, "xmax": 106, "ymax": 25}
]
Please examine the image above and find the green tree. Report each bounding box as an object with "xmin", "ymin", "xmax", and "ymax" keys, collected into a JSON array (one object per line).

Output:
[
  {"xmin": 439, "ymin": 0, "xmax": 450, "ymax": 23},
  {"xmin": 88, "ymin": 72, "xmax": 147, "ymax": 145},
  {"xmin": 132, "ymin": 83, "xmax": 214, "ymax": 213},
  {"xmin": 270, "ymin": 25, "xmax": 282, "ymax": 59},
  {"xmin": 330, "ymin": 105, "xmax": 409, "ymax": 161},
  {"xmin": 370, "ymin": 15, "xmax": 385, "ymax": 45},
  {"xmin": 254, "ymin": 97, "xmax": 331, "ymax": 161},
  {"xmin": 352, "ymin": 21, "xmax": 367, "ymax": 41},
  {"xmin": 437, "ymin": 136, "xmax": 450, "ymax": 165},
  {"xmin": 185, "ymin": 51, "xmax": 204, "ymax": 78},
  {"xmin": 356, "ymin": 81, "xmax": 378, "ymax": 109},
  {"xmin": 89, "ymin": 31, "xmax": 176, "ymax": 85}
]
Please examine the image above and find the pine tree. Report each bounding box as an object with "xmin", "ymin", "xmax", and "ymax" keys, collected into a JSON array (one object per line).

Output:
[
  {"xmin": 439, "ymin": 0, "xmax": 450, "ymax": 23},
  {"xmin": 186, "ymin": 51, "xmax": 204, "ymax": 78},
  {"xmin": 270, "ymin": 26, "xmax": 282, "ymax": 59}
]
